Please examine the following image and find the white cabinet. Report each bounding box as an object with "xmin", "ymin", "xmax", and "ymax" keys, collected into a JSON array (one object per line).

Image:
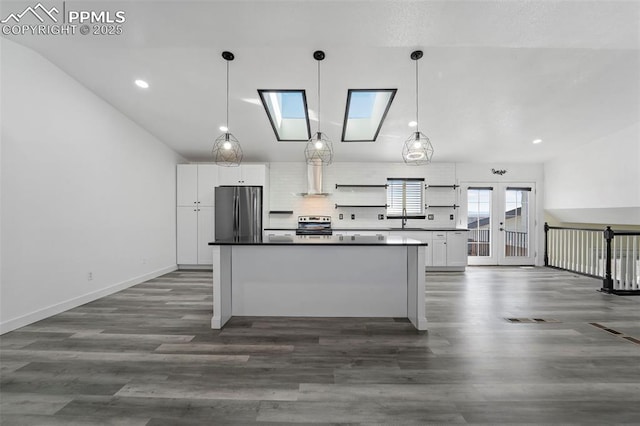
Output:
[
  {"xmin": 384, "ymin": 229, "xmax": 467, "ymax": 270},
  {"xmin": 177, "ymin": 164, "xmax": 218, "ymax": 206},
  {"xmin": 446, "ymin": 231, "xmax": 468, "ymax": 268},
  {"xmin": 177, "ymin": 165, "xmax": 198, "ymax": 207},
  {"xmin": 264, "ymin": 230, "xmax": 295, "ymax": 237},
  {"xmin": 176, "ymin": 164, "xmax": 217, "ymax": 266},
  {"xmin": 218, "ymin": 164, "xmax": 266, "ymax": 186},
  {"xmin": 177, "ymin": 206, "xmax": 214, "ymax": 265},
  {"xmin": 432, "ymin": 232, "xmax": 448, "ymax": 267}
]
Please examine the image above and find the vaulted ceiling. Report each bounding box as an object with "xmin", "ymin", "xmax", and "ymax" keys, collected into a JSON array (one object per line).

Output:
[{"xmin": 3, "ymin": 0, "xmax": 639, "ymax": 163}]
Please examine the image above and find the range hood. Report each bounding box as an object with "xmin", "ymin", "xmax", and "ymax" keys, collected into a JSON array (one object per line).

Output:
[{"xmin": 299, "ymin": 160, "xmax": 330, "ymax": 196}]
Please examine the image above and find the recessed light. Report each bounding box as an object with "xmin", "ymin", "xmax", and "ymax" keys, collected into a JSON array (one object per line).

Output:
[
  {"xmin": 532, "ymin": 139, "xmax": 542, "ymax": 144},
  {"xmin": 219, "ymin": 126, "xmax": 228, "ymax": 132},
  {"xmin": 408, "ymin": 121, "xmax": 417, "ymax": 127},
  {"xmin": 135, "ymin": 79, "xmax": 149, "ymax": 89}
]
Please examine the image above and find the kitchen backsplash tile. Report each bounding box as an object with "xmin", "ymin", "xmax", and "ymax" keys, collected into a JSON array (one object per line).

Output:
[{"xmin": 268, "ymin": 162, "xmax": 458, "ymax": 229}]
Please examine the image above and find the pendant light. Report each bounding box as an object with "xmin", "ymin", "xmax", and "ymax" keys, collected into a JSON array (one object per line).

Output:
[
  {"xmin": 305, "ymin": 50, "xmax": 333, "ymax": 165},
  {"xmin": 212, "ymin": 51, "xmax": 243, "ymax": 167},
  {"xmin": 402, "ymin": 50, "xmax": 434, "ymax": 165}
]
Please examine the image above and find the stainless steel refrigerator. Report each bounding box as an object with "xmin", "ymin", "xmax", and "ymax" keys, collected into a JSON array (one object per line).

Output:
[{"xmin": 214, "ymin": 186, "xmax": 263, "ymax": 241}]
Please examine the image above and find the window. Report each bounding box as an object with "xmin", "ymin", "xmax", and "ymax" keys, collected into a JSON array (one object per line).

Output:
[
  {"xmin": 386, "ymin": 178, "xmax": 425, "ymax": 217},
  {"xmin": 342, "ymin": 89, "xmax": 397, "ymax": 142},
  {"xmin": 258, "ymin": 90, "xmax": 311, "ymax": 141}
]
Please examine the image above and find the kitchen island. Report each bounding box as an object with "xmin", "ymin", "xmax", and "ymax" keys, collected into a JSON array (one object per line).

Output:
[{"xmin": 209, "ymin": 235, "xmax": 427, "ymax": 330}]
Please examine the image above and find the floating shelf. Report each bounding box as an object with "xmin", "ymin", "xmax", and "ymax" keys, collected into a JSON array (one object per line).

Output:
[
  {"xmin": 335, "ymin": 204, "xmax": 388, "ymax": 209},
  {"xmin": 335, "ymin": 184, "xmax": 388, "ymax": 189},
  {"xmin": 269, "ymin": 210, "xmax": 294, "ymax": 215},
  {"xmin": 426, "ymin": 205, "xmax": 460, "ymax": 209},
  {"xmin": 425, "ymin": 184, "xmax": 459, "ymax": 189}
]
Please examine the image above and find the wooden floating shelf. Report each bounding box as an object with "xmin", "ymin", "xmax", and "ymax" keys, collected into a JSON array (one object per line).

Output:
[
  {"xmin": 269, "ymin": 210, "xmax": 294, "ymax": 215},
  {"xmin": 425, "ymin": 185, "xmax": 459, "ymax": 189},
  {"xmin": 426, "ymin": 205, "xmax": 460, "ymax": 209},
  {"xmin": 335, "ymin": 204, "xmax": 388, "ymax": 209},
  {"xmin": 335, "ymin": 184, "xmax": 388, "ymax": 189}
]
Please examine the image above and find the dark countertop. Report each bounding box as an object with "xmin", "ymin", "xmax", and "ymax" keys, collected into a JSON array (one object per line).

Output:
[
  {"xmin": 209, "ymin": 235, "xmax": 428, "ymax": 246},
  {"xmin": 264, "ymin": 227, "xmax": 468, "ymax": 232}
]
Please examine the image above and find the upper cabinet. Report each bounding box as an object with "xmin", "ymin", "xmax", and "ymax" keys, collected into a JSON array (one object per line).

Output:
[
  {"xmin": 177, "ymin": 164, "xmax": 218, "ymax": 207},
  {"xmin": 218, "ymin": 164, "xmax": 267, "ymax": 186}
]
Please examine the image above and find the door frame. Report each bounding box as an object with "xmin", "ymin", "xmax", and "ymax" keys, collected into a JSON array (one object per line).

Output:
[{"xmin": 461, "ymin": 181, "xmax": 536, "ymax": 266}]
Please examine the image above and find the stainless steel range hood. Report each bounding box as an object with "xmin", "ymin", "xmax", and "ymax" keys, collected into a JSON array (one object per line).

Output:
[{"xmin": 299, "ymin": 160, "xmax": 330, "ymax": 196}]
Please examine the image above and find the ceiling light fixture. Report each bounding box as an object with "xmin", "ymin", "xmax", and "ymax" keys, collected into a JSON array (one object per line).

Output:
[
  {"xmin": 212, "ymin": 51, "xmax": 243, "ymax": 167},
  {"xmin": 532, "ymin": 139, "xmax": 542, "ymax": 144},
  {"xmin": 219, "ymin": 126, "xmax": 228, "ymax": 132},
  {"xmin": 135, "ymin": 79, "xmax": 149, "ymax": 89},
  {"xmin": 408, "ymin": 121, "xmax": 417, "ymax": 127},
  {"xmin": 402, "ymin": 50, "xmax": 434, "ymax": 165},
  {"xmin": 304, "ymin": 50, "xmax": 333, "ymax": 165}
]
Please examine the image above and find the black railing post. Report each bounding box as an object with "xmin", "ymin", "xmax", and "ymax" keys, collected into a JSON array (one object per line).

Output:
[
  {"xmin": 544, "ymin": 222, "xmax": 549, "ymax": 266},
  {"xmin": 601, "ymin": 226, "xmax": 615, "ymax": 293}
]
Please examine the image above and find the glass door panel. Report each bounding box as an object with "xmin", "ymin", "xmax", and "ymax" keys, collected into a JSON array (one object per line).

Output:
[
  {"xmin": 467, "ymin": 188, "xmax": 492, "ymax": 259},
  {"xmin": 498, "ymin": 185, "xmax": 535, "ymax": 265}
]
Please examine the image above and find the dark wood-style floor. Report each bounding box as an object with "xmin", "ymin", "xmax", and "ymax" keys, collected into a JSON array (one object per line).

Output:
[{"xmin": 1, "ymin": 267, "xmax": 639, "ymax": 425}]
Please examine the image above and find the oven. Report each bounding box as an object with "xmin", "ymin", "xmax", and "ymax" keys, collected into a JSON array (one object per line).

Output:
[{"xmin": 296, "ymin": 216, "xmax": 332, "ymax": 235}]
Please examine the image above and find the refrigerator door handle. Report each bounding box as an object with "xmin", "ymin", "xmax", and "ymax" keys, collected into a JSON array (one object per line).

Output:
[{"xmin": 233, "ymin": 188, "xmax": 239, "ymax": 239}]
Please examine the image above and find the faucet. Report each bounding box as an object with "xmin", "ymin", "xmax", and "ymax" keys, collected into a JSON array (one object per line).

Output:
[{"xmin": 402, "ymin": 207, "xmax": 407, "ymax": 229}]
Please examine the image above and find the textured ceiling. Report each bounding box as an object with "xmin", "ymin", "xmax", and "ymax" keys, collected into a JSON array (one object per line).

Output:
[{"xmin": 2, "ymin": 0, "xmax": 639, "ymax": 163}]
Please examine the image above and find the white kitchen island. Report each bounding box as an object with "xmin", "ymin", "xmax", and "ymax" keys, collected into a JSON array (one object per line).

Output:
[{"xmin": 209, "ymin": 235, "xmax": 427, "ymax": 330}]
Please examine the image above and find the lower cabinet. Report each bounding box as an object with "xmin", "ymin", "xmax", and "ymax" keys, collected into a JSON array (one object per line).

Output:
[
  {"xmin": 177, "ymin": 206, "xmax": 214, "ymax": 265},
  {"xmin": 387, "ymin": 230, "xmax": 467, "ymax": 271}
]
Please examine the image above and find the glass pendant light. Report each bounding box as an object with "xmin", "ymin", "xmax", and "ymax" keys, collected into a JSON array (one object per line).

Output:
[
  {"xmin": 402, "ymin": 50, "xmax": 434, "ymax": 165},
  {"xmin": 305, "ymin": 50, "xmax": 333, "ymax": 165},
  {"xmin": 212, "ymin": 51, "xmax": 243, "ymax": 166}
]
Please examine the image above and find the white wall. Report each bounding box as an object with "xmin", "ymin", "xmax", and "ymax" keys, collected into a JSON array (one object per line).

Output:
[
  {"xmin": 268, "ymin": 162, "xmax": 459, "ymax": 229},
  {"xmin": 0, "ymin": 39, "xmax": 183, "ymax": 333},
  {"xmin": 544, "ymin": 123, "xmax": 640, "ymax": 226},
  {"xmin": 268, "ymin": 161, "xmax": 546, "ymax": 264}
]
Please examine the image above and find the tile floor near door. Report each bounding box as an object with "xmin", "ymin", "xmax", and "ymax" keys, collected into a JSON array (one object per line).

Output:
[{"xmin": 1, "ymin": 267, "xmax": 639, "ymax": 425}]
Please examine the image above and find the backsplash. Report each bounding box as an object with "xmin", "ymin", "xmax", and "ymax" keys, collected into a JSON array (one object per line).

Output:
[{"xmin": 268, "ymin": 162, "xmax": 459, "ymax": 229}]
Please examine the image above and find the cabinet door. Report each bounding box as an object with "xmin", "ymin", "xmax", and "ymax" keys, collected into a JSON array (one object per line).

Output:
[
  {"xmin": 197, "ymin": 165, "xmax": 218, "ymax": 206},
  {"xmin": 446, "ymin": 231, "xmax": 468, "ymax": 267},
  {"xmin": 177, "ymin": 165, "xmax": 198, "ymax": 206},
  {"xmin": 217, "ymin": 166, "xmax": 243, "ymax": 186},
  {"xmin": 264, "ymin": 230, "xmax": 295, "ymax": 237},
  {"xmin": 432, "ymin": 232, "xmax": 447, "ymax": 266},
  {"xmin": 240, "ymin": 164, "xmax": 266, "ymax": 186},
  {"xmin": 177, "ymin": 206, "xmax": 198, "ymax": 264},
  {"xmin": 197, "ymin": 207, "xmax": 214, "ymax": 265}
]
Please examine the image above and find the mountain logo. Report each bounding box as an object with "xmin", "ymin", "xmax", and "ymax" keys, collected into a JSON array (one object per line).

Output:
[{"xmin": 1, "ymin": 3, "xmax": 59, "ymax": 24}]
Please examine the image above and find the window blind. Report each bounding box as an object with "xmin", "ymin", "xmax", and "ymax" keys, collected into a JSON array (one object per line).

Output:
[{"xmin": 386, "ymin": 178, "xmax": 424, "ymax": 216}]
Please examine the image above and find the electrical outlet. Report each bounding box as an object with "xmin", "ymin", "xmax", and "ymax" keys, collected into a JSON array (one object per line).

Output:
[
  {"xmin": 378, "ymin": 214, "xmax": 384, "ymax": 220},
  {"xmin": 351, "ymin": 214, "xmax": 355, "ymax": 220},
  {"xmin": 450, "ymin": 214, "xmax": 454, "ymax": 220},
  {"xmin": 88, "ymin": 272, "xmax": 93, "ymax": 281},
  {"xmin": 428, "ymin": 214, "xmax": 434, "ymax": 220},
  {"xmin": 339, "ymin": 213, "xmax": 343, "ymax": 220}
]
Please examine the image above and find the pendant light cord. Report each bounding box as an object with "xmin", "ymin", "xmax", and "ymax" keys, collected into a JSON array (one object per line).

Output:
[
  {"xmin": 317, "ymin": 59, "xmax": 321, "ymax": 134},
  {"xmin": 226, "ymin": 60, "xmax": 230, "ymax": 130},
  {"xmin": 415, "ymin": 58, "xmax": 419, "ymax": 133}
]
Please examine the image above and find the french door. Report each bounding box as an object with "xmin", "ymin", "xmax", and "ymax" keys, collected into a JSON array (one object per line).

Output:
[{"xmin": 462, "ymin": 182, "xmax": 536, "ymax": 265}]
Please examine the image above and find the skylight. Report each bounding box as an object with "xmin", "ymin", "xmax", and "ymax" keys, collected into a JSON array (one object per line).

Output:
[
  {"xmin": 258, "ymin": 90, "xmax": 311, "ymax": 141},
  {"xmin": 342, "ymin": 89, "xmax": 397, "ymax": 142}
]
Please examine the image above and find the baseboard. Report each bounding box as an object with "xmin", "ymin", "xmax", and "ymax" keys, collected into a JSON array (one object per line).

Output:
[{"xmin": 0, "ymin": 264, "xmax": 178, "ymax": 335}]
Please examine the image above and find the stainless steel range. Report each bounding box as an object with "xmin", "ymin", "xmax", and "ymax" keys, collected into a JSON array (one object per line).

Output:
[{"xmin": 296, "ymin": 216, "xmax": 332, "ymax": 235}]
